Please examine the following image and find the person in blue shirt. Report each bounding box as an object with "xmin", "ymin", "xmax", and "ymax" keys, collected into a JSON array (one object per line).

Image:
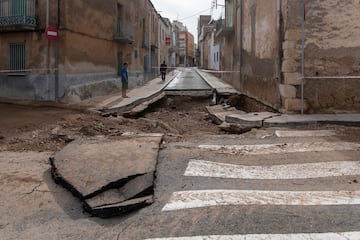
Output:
[{"xmin": 120, "ymin": 62, "xmax": 129, "ymax": 98}]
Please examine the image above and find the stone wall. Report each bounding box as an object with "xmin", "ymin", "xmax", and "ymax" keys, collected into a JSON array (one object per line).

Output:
[
  {"xmin": 280, "ymin": 0, "xmax": 304, "ymax": 112},
  {"xmin": 282, "ymin": 0, "xmax": 360, "ymax": 113}
]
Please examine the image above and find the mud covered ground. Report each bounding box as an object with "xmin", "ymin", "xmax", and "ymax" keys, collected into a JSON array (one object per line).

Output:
[
  {"xmin": 2, "ymin": 95, "xmax": 359, "ymax": 153},
  {"xmin": 0, "ymin": 96, "xmax": 223, "ymax": 152}
]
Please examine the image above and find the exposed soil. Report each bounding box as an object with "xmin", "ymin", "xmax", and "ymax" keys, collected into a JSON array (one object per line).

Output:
[
  {"xmin": 0, "ymin": 96, "xmax": 223, "ymax": 152},
  {"xmin": 2, "ymin": 95, "xmax": 359, "ymax": 153}
]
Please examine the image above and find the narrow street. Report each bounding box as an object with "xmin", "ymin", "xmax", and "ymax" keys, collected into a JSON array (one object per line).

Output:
[
  {"xmin": 0, "ymin": 69, "xmax": 360, "ymax": 239},
  {"xmin": 1, "ymin": 0, "xmax": 360, "ymax": 239}
]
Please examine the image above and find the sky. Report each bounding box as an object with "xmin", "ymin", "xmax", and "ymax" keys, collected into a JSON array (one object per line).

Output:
[{"xmin": 150, "ymin": 0, "xmax": 224, "ymax": 44}]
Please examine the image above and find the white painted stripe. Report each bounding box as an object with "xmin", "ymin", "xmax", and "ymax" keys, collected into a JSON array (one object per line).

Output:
[
  {"xmin": 162, "ymin": 190, "xmax": 360, "ymax": 211},
  {"xmin": 146, "ymin": 231, "xmax": 360, "ymax": 240},
  {"xmin": 184, "ymin": 160, "xmax": 360, "ymax": 179},
  {"xmin": 198, "ymin": 142, "xmax": 360, "ymax": 155},
  {"xmin": 47, "ymin": 31, "xmax": 58, "ymax": 36},
  {"xmin": 275, "ymin": 130, "xmax": 336, "ymax": 138}
]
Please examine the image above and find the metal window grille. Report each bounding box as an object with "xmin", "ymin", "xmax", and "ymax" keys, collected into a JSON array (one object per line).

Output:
[
  {"xmin": 116, "ymin": 16, "xmax": 121, "ymax": 35},
  {"xmin": 0, "ymin": 0, "xmax": 38, "ymax": 29},
  {"xmin": 0, "ymin": 0, "xmax": 36, "ymax": 18},
  {"xmin": 225, "ymin": 0, "xmax": 233, "ymax": 27},
  {"xmin": 9, "ymin": 43, "xmax": 26, "ymax": 71}
]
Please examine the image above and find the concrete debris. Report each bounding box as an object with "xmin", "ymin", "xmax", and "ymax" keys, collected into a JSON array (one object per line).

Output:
[
  {"xmin": 86, "ymin": 196, "xmax": 153, "ymax": 218},
  {"xmin": 226, "ymin": 112, "xmax": 280, "ymax": 127},
  {"xmin": 206, "ymin": 105, "xmax": 279, "ymax": 133},
  {"xmin": 206, "ymin": 105, "xmax": 245, "ymax": 125},
  {"xmin": 50, "ymin": 133, "xmax": 163, "ymax": 218},
  {"xmin": 123, "ymin": 92, "xmax": 166, "ymax": 117},
  {"xmin": 219, "ymin": 122, "xmax": 254, "ymax": 134}
]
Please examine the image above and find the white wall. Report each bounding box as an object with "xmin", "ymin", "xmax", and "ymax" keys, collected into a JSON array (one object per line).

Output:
[{"xmin": 209, "ymin": 31, "xmax": 220, "ymax": 70}]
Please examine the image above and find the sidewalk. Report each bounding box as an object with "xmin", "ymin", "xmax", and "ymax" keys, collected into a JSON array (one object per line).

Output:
[
  {"xmin": 81, "ymin": 70, "xmax": 180, "ymax": 114},
  {"xmin": 81, "ymin": 68, "xmax": 360, "ymax": 127}
]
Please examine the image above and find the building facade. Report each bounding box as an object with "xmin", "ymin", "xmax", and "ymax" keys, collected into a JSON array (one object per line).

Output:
[
  {"xmin": 0, "ymin": 0, "xmax": 162, "ymax": 101},
  {"xmin": 198, "ymin": 15, "xmax": 214, "ymax": 69},
  {"xmin": 185, "ymin": 31, "xmax": 195, "ymax": 66},
  {"xmin": 208, "ymin": 30, "xmax": 220, "ymax": 71},
  {"xmin": 200, "ymin": 0, "xmax": 360, "ymax": 113},
  {"xmin": 158, "ymin": 17, "xmax": 172, "ymax": 71},
  {"xmin": 172, "ymin": 20, "xmax": 195, "ymax": 67}
]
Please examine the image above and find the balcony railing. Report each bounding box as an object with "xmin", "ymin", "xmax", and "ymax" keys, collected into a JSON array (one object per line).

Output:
[
  {"xmin": 114, "ymin": 17, "xmax": 134, "ymax": 44},
  {"xmin": 215, "ymin": 19, "xmax": 233, "ymax": 37},
  {"xmin": 0, "ymin": 0, "xmax": 37, "ymax": 31}
]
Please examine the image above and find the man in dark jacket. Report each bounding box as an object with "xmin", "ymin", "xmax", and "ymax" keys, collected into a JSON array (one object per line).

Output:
[{"xmin": 160, "ymin": 61, "xmax": 167, "ymax": 81}]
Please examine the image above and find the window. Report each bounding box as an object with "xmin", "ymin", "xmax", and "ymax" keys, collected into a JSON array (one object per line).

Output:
[
  {"xmin": 12, "ymin": 0, "xmax": 27, "ymax": 16},
  {"xmin": 225, "ymin": 0, "xmax": 233, "ymax": 27},
  {"xmin": 116, "ymin": 4, "xmax": 123, "ymax": 34},
  {"xmin": 153, "ymin": 15, "xmax": 155, "ymax": 33},
  {"xmin": 9, "ymin": 43, "xmax": 26, "ymax": 71}
]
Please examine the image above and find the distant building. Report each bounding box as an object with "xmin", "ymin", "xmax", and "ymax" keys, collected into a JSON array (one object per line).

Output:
[
  {"xmin": 185, "ymin": 31, "xmax": 195, "ymax": 66},
  {"xmin": 172, "ymin": 20, "xmax": 195, "ymax": 67},
  {"xmin": 198, "ymin": 15, "xmax": 216, "ymax": 69},
  {"xmin": 158, "ymin": 17, "xmax": 172, "ymax": 73}
]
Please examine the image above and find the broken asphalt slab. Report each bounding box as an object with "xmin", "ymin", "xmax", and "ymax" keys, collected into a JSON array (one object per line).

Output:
[
  {"xmin": 264, "ymin": 114, "xmax": 360, "ymax": 127},
  {"xmin": 207, "ymin": 105, "xmax": 360, "ymax": 128},
  {"xmin": 226, "ymin": 112, "xmax": 280, "ymax": 127},
  {"xmin": 206, "ymin": 105, "xmax": 269, "ymax": 134},
  {"xmin": 206, "ymin": 105, "xmax": 246, "ymax": 125},
  {"xmin": 50, "ymin": 133, "xmax": 163, "ymax": 218},
  {"xmin": 99, "ymin": 72, "xmax": 181, "ymax": 116}
]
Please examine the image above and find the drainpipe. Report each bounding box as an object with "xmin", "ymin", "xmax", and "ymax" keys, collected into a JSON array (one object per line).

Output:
[
  {"xmin": 277, "ymin": 0, "xmax": 282, "ymax": 104},
  {"xmin": 301, "ymin": 0, "xmax": 305, "ymax": 114},
  {"xmin": 149, "ymin": 10, "xmax": 152, "ymax": 80},
  {"xmin": 46, "ymin": 0, "xmax": 49, "ymax": 26},
  {"xmin": 55, "ymin": 0, "xmax": 60, "ymax": 100},
  {"xmin": 46, "ymin": 0, "xmax": 49, "ymax": 74},
  {"xmin": 239, "ymin": 0, "xmax": 243, "ymax": 90},
  {"xmin": 158, "ymin": 16, "xmax": 161, "ymax": 75}
]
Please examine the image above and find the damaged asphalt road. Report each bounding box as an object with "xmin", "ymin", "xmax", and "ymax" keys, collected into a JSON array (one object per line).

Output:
[
  {"xmin": 50, "ymin": 134, "xmax": 163, "ymax": 218},
  {"xmin": 1, "ymin": 97, "xmax": 360, "ymax": 239}
]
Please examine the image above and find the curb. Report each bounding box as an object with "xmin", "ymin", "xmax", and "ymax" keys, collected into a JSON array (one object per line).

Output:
[
  {"xmin": 101, "ymin": 71, "xmax": 180, "ymax": 115},
  {"xmin": 264, "ymin": 115, "xmax": 360, "ymax": 128}
]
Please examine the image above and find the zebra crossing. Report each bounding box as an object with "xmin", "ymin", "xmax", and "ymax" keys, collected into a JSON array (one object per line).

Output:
[
  {"xmin": 184, "ymin": 159, "xmax": 360, "ymax": 179},
  {"xmin": 147, "ymin": 129, "xmax": 360, "ymax": 240},
  {"xmin": 147, "ymin": 232, "xmax": 360, "ymax": 240}
]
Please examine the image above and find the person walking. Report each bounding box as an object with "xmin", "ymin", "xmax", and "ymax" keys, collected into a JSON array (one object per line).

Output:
[
  {"xmin": 160, "ymin": 61, "xmax": 167, "ymax": 81},
  {"xmin": 120, "ymin": 62, "xmax": 129, "ymax": 98}
]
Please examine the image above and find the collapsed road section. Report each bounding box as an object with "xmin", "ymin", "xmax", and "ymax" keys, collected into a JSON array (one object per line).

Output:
[{"xmin": 50, "ymin": 133, "xmax": 163, "ymax": 218}]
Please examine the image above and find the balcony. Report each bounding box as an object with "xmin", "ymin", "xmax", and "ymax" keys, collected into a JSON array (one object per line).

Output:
[
  {"xmin": 215, "ymin": 19, "xmax": 233, "ymax": 37},
  {"xmin": 114, "ymin": 17, "xmax": 134, "ymax": 44},
  {"xmin": 0, "ymin": 0, "xmax": 37, "ymax": 32}
]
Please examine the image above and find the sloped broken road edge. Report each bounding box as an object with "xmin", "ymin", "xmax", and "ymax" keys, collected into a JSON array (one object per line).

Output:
[{"xmin": 50, "ymin": 133, "xmax": 163, "ymax": 218}]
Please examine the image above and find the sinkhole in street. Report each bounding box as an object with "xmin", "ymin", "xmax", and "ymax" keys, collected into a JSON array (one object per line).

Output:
[{"xmin": 125, "ymin": 94, "xmax": 277, "ymax": 137}]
